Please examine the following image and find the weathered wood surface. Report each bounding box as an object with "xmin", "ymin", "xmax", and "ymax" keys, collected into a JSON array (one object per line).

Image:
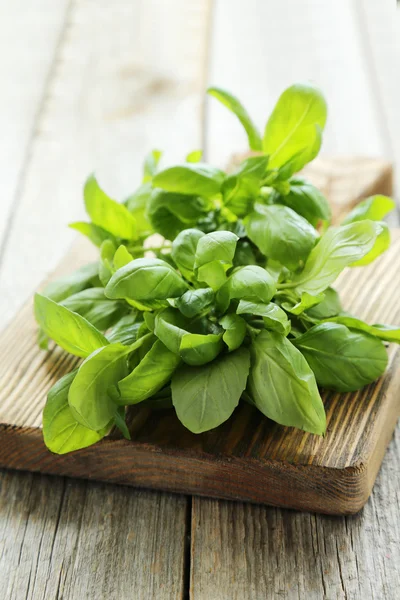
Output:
[{"xmin": 1, "ymin": 230, "xmax": 400, "ymax": 515}]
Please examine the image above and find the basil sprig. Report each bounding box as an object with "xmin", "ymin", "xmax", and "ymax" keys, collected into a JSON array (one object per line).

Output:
[{"xmin": 34, "ymin": 83, "xmax": 399, "ymax": 454}]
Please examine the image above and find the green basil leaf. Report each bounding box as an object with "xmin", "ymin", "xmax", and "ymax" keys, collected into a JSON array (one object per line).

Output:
[
  {"xmin": 197, "ymin": 260, "xmax": 228, "ymax": 291},
  {"xmin": 222, "ymin": 156, "xmax": 269, "ymax": 217},
  {"xmin": 118, "ymin": 340, "xmax": 181, "ymax": 404},
  {"xmin": 277, "ymin": 177, "xmax": 331, "ymax": 225},
  {"xmin": 227, "ymin": 265, "xmax": 276, "ymax": 304},
  {"xmin": 143, "ymin": 149, "xmax": 162, "ymax": 182},
  {"xmin": 99, "ymin": 239, "xmax": 117, "ymax": 286},
  {"xmin": 107, "ymin": 313, "xmax": 143, "ymax": 345},
  {"xmin": 171, "ymin": 228, "xmax": 205, "ymax": 280},
  {"xmin": 68, "ymin": 343, "xmax": 130, "ymax": 430},
  {"xmin": 324, "ymin": 316, "xmax": 400, "ymax": 344},
  {"xmin": 293, "ymin": 323, "xmax": 388, "ymax": 391},
  {"xmin": 147, "ymin": 190, "xmax": 209, "ymax": 240},
  {"xmin": 172, "ymin": 346, "xmax": 250, "ymax": 433},
  {"xmin": 237, "ymin": 300, "xmax": 290, "ymax": 336},
  {"xmin": 245, "ymin": 205, "xmax": 318, "ymax": 270},
  {"xmin": 291, "ymin": 221, "xmax": 378, "ymax": 295},
  {"xmin": 41, "ymin": 262, "xmax": 99, "ymax": 303},
  {"xmin": 194, "ymin": 231, "xmax": 239, "ymax": 269},
  {"xmin": 84, "ymin": 175, "xmax": 137, "ymax": 239},
  {"xmin": 207, "ymin": 87, "xmax": 262, "ymax": 151},
  {"xmin": 124, "ymin": 182, "xmax": 153, "ymax": 237},
  {"xmin": 43, "ymin": 371, "xmax": 110, "ymax": 454},
  {"xmin": 153, "ymin": 163, "xmax": 224, "ymax": 197},
  {"xmin": 219, "ymin": 313, "xmax": 246, "ymax": 351},
  {"xmin": 263, "ymin": 83, "xmax": 327, "ymax": 172},
  {"xmin": 105, "ymin": 257, "xmax": 188, "ymax": 302},
  {"xmin": 154, "ymin": 309, "xmax": 223, "ymax": 366},
  {"xmin": 34, "ymin": 294, "xmax": 108, "ymax": 357},
  {"xmin": 248, "ymin": 330, "xmax": 326, "ymax": 435},
  {"xmin": 233, "ymin": 240, "xmax": 257, "ymax": 267},
  {"xmin": 69, "ymin": 222, "xmax": 116, "ymax": 247},
  {"xmin": 186, "ymin": 150, "xmax": 203, "ymax": 163},
  {"xmin": 61, "ymin": 288, "xmax": 127, "ymax": 331},
  {"xmin": 281, "ymin": 292, "xmax": 325, "ymax": 315},
  {"xmin": 342, "ymin": 195, "xmax": 395, "ymax": 224},
  {"xmin": 175, "ymin": 288, "xmax": 214, "ymax": 318},
  {"xmin": 113, "ymin": 245, "xmax": 133, "ymax": 270},
  {"xmin": 352, "ymin": 221, "xmax": 390, "ymax": 267},
  {"xmin": 306, "ymin": 287, "xmax": 342, "ymax": 319}
]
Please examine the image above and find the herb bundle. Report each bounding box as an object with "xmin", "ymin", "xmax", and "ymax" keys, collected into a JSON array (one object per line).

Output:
[{"xmin": 34, "ymin": 83, "xmax": 399, "ymax": 455}]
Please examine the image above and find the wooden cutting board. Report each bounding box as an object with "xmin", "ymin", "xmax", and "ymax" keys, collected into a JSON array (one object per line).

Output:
[{"xmin": 0, "ymin": 163, "xmax": 399, "ymax": 515}]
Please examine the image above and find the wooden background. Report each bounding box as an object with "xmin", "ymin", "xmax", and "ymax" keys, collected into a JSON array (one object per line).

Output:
[{"xmin": 0, "ymin": 0, "xmax": 399, "ymax": 598}]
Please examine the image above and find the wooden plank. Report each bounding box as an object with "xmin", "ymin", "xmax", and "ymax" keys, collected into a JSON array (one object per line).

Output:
[
  {"xmin": 0, "ymin": 0, "xmax": 69, "ymax": 247},
  {"xmin": 1, "ymin": 228, "xmax": 399, "ymax": 514},
  {"xmin": 0, "ymin": 0, "xmax": 212, "ymax": 330},
  {"xmin": 0, "ymin": 470, "xmax": 189, "ymax": 599},
  {"xmin": 190, "ymin": 424, "xmax": 400, "ymax": 599}
]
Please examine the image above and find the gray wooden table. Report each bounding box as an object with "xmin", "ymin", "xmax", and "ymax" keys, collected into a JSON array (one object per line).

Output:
[{"xmin": 0, "ymin": 1, "xmax": 399, "ymax": 598}]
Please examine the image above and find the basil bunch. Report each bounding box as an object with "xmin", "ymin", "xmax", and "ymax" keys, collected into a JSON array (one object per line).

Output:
[{"xmin": 35, "ymin": 83, "xmax": 399, "ymax": 455}]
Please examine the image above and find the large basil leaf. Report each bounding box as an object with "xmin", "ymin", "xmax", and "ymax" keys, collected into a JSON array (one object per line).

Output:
[
  {"xmin": 154, "ymin": 309, "xmax": 223, "ymax": 366},
  {"xmin": 105, "ymin": 257, "xmax": 188, "ymax": 302},
  {"xmin": 34, "ymin": 294, "xmax": 108, "ymax": 358},
  {"xmin": 68, "ymin": 343, "xmax": 130, "ymax": 430},
  {"xmin": 171, "ymin": 228, "xmax": 205, "ymax": 280},
  {"xmin": 207, "ymin": 87, "xmax": 262, "ymax": 151},
  {"xmin": 118, "ymin": 340, "xmax": 181, "ymax": 404},
  {"xmin": 43, "ymin": 371, "xmax": 110, "ymax": 454},
  {"xmin": 248, "ymin": 330, "xmax": 326, "ymax": 435},
  {"xmin": 263, "ymin": 83, "xmax": 327, "ymax": 172},
  {"xmin": 171, "ymin": 347, "xmax": 250, "ymax": 433},
  {"xmin": 277, "ymin": 177, "xmax": 331, "ymax": 226},
  {"xmin": 41, "ymin": 262, "xmax": 99, "ymax": 303},
  {"xmin": 61, "ymin": 288, "xmax": 127, "ymax": 331},
  {"xmin": 84, "ymin": 175, "xmax": 137, "ymax": 239},
  {"xmin": 153, "ymin": 163, "xmax": 224, "ymax": 197},
  {"xmin": 245, "ymin": 205, "xmax": 318, "ymax": 270},
  {"xmin": 293, "ymin": 323, "xmax": 388, "ymax": 391},
  {"xmin": 291, "ymin": 221, "xmax": 378, "ymax": 295},
  {"xmin": 219, "ymin": 313, "xmax": 247, "ymax": 351},
  {"xmin": 325, "ymin": 316, "xmax": 400, "ymax": 344},
  {"xmin": 147, "ymin": 190, "xmax": 209, "ymax": 240},
  {"xmin": 237, "ymin": 300, "xmax": 290, "ymax": 336}
]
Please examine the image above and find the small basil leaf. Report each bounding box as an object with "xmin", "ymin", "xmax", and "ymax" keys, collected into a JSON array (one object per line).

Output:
[
  {"xmin": 61, "ymin": 288, "xmax": 127, "ymax": 331},
  {"xmin": 237, "ymin": 300, "xmax": 290, "ymax": 336},
  {"xmin": 41, "ymin": 262, "xmax": 99, "ymax": 303},
  {"xmin": 276, "ymin": 177, "xmax": 331, "ymax": 225},
  {"xmin": 175, "ymin": 288, "xmax": 214, "ymax": 318},
  {"xmin": 263, "ymin": 83, "xmax": 327, "ymax": 172},
  {"xmin": 113, "ymin": 245, "xmax": 133, "ymax": 270},
  {"xmin": 245, "ymin": 205, "xmax": 318, "ymax": 270},
  {"xmin": 194, "ymin": 231, "xmax": 239, "ymax": 269},
  {"xmin": 291, "ymin": 221, "xmax": 378, "ymax": 295},
  {"xmin": 124, "ymin": 182, "xmax": 153, "ymax": 237},
  {"xmin": 147, "ymin": 190, "xmax": 209, "ymax": 240},
  {"xmin": 118, "ymin": 340, "xmax": 181, "ymax": 404},
  {"xmin": 325, "ymin": 316, "xmax": 400, "ymax": 344},
  {"xmin": 34, "ymin": 294, "xmax": 108, "ymax": 358},
  {"xmin": 186, "ymin": 150, "xmax": 203, "ymax": 163},
  {"xmin": 226, "ymin": 266, "xmax": 276, "ymax": 304},
  {"xmin": 248, "ymin": 330, "xmax": 326, "ymax": 435},
  {"xmin": 143, "ymin": 149, "xmax": 162, "ymax": 182},
  {"xmin": 43, "ymin": 371, "xmax": 110, "ymax": 454},
  {"xmin": 207, "ymin": 87, "xmax": 262, "ymax": 151},
  {"xmin": 293, "ymin": 323, "xmax": 388, "ymax": 391},
  {"xmin": 105, "ymin": 258, "xmax": 188, "ymax": 302},
  {"xmin": 222, "ymin": 156, "xmax": 269, "ymax": 217},
  {"xmin": 84, "ymin": 175, "xmax": 137, "ymax": 239},
  {"xmin": 172, "ymin": 347, "xmax": 251, "ymax": 433},
  {"xmin": 342, "ymin": 195, "xmax": 395, "ymax": 224},
  {"xmin": 69, "ymin": 222, "xmax": 116, "ymax": 247},
  {"xmin": 113, "ymin": 407, "xmax": 131, "ymax": 440},
  {"xmin": 153, "ymin": 163, "xmax": 225, "ymax": 197},
  {"xmin": 171, "ymin": 228, "xmax": 205, "ymax": 280},
  {"xmin": 99, "ymin": 239, "xmax": 117, "ymax": 286},
  {"xmin": 219, "ymin": 313, "xmax": 247, "ymax": 351},
  {"xmin": 68, "ymin": 343, "xmax": 130, "ymax": 430},
  {"xmin": 306, "ymin": 287, "xmax": 342, "ymax": 319},
  {"xmin": 281, "ymin": 292, "xmax": 325, "ymax": 316}
]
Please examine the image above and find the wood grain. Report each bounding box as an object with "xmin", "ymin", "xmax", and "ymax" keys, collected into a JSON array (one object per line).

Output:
[{"xmin": 1, "ymin": 231, "xmax": 399, "ymax": 515}]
